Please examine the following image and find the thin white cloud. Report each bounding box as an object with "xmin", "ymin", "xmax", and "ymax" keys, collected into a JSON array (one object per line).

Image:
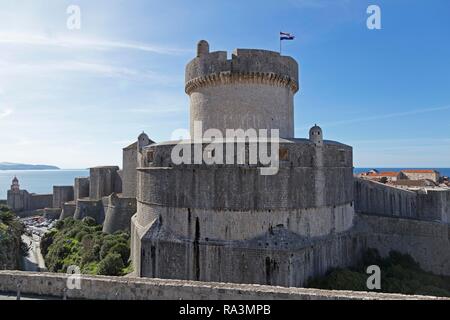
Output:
[
  {"xmin": 297, "ymin": 105, "xmax": 450, "ymax": 130},
  {"xmin": 289, "ymin": 0, "xmax": 352, "ymax": 9},
  {"xmin": 0, "ymin": 32, "xmax": 191, "ymax": 55},
  {"xmin": 0, "ymin": 60, "xmax": 169, "ymax": 81},
  {"xmin": 348, "ymin": 137, "xmax": 450, "ymax": 144},
  {"xmin": 0, "ymin": 108, "xmax": 13, "ymax": 119},
  {"xmin": 129, "ymin": 106, "xmax": 186, "ymax": 114}
]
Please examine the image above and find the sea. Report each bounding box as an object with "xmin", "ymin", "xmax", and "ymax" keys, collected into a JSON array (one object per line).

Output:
[
  {"xmin": 0, "ymin": 170, "xmax": 89, "ymax": 200},
  {"xmin": 0, "ymin": 168, "xmax": 449, "ymax": 200}
]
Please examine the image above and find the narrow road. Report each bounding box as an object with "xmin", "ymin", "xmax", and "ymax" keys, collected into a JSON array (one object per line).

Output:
[{"xmin": 21, "ymin": 233, "xmax": 47, "ymax": 272}]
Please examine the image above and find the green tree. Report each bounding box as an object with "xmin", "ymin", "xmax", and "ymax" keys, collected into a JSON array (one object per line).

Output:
[{"xmin": 97, "ymin": 253, "xmax": 124, "ymax": 276}]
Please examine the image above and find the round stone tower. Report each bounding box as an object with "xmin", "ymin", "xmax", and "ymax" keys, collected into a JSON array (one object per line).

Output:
[
  {"xmin": 131, "ymin": 41, "xmax": 355, "ymax": 287},
  {"xmin": 186, "ymin": 40, "xmax": 299, "ymax": 138}
]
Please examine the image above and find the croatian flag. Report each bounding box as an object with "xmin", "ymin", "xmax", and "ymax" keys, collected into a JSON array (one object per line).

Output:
[{"xmin": 280, "ymin": 32, "xmax": 295, "ymax": 40}]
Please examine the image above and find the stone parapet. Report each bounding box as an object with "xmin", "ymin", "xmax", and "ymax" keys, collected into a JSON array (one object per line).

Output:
[
  {"xmin": 0, "ymin": 271, "xmax": 446, "ymax": 300},
  {"xmin": 185, "ymin": 48, "xmax": 299, "ymax": 93}
]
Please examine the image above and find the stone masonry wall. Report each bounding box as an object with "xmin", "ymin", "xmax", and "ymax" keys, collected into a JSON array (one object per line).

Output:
[
  {"xmin": 102, "ymin": 194, "xmax": 137, "ymax": 233},
  {"xmin": 354, "ymin": 178, "xmax": 448, "ymax": 221},
  {"xmin": 354, "ymin": 213, "xmax": 450, "ymax": 276},
  {"xmin": 53, "ymin": 186, "xmax": 74, "ymax": 209},
  {"xmin": 0, "ymin": 271, "xmax": 445, "ymax": 300},
  {"xmin": 29, "ymin": 194, "xmax": 53, "ymax": 210},
  {"xmin": 74, "ymin": 177, "xmax": 90, "ymax": 200},
  {"xmin": 89, "ymin": 167, "xmax": 120, "ymax": 200}
]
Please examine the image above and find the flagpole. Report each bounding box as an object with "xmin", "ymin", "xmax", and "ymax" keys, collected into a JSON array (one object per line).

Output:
[{"xmin": 279, "ymin": 32, "xmax": 282, "ymax": 54}]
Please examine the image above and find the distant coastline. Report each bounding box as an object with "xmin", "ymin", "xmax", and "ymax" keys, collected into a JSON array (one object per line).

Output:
[{"xmin": 0, "ymin": 162, "xmax": 60, "ymax": 171}]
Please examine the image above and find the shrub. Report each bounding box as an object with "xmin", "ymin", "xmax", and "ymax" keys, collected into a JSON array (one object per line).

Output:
[
  {"xmin": 110, "ymin": 242, "xmax": 130, "ymax": 265},
  {"xmin": 40, "ymin": 230, "xmax": 57, "ymax": 256},
  {"xmin": 97, "ymin": 253, "xmax": 124, "ymax": 276},
  {"xmin": 42, "ymin": 217, "xmax": 131, "ymax": 276},
  {"xmin": 307, "ymin": 249, "xmax": 450, "ymax": 297},
  {"xmin": 309, "ymin": 268, "xmax": 368, "ymax": 291},
  {"xmin": 387, "ymin": 251, "xmax": 421, "ymax": 270},
  {"xmin": 54, "ymin": 219, "xmax": 65, "ymax": 230},
  {"xmin": 99, "ymin": 235, "xmax": 127, "ymax": 260},
  {"xmin": 0, "ymin": 207, "xmax": 27, "ymax": 269},
  {"xmin": 0, "ymin": 210, "xmax": 15, "ymax": 224},
  {"xmin": 415, "ymin": 286, "xmax": 450, "ymax": 297},
  {"xmin": 75, "ymin": 231, "xmax": 88, "ymax": 242},
  {"xmin": 361, "ymin": 248, "xmax": 382, "ymax": 267},
  {"xmin": 82, "ymin": 217, "xmax": 97, "ymax": 227}
]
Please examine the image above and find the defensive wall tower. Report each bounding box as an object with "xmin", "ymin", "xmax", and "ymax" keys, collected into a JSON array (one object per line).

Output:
[
  {"xmin": 186, "ymin": 40, "xmax": 299, "ymax": 138},
  {"xmin": 131, "ymin": 41, "xmax": 355, "ymax": 287}
]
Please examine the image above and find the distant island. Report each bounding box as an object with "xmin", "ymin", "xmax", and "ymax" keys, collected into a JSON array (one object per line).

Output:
[{"xmin": 0, "ymin": 162, "xmax": 60, "ymax": 170}]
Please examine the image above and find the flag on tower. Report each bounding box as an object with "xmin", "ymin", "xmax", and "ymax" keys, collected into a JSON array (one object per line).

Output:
[{"xmin": 280, "ymin": 32, "xmax": 295, "ymax": 40}]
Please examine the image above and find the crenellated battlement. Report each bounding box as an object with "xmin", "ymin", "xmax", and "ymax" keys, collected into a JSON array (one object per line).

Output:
[{"xmin": 185, "ymin": 43, "xmax": 299, "ymax": 94}]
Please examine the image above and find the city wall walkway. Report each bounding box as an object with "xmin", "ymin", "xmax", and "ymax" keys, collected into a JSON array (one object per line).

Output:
[{"xmin": 0, "ymin": 271, "xmax": 448, "ymax": 300}]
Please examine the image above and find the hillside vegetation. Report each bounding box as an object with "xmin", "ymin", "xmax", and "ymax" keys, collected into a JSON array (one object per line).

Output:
[
  {"xmin": 0, "ymin": 205, "xmax": 27, "ymax": 269},
  {"xmin": 307, "ymin": 249, "xmax": 450, "ymax": 297},
  {"xmin": 41, "ymin": 217, "xmax": 132, "ymax": 276}
]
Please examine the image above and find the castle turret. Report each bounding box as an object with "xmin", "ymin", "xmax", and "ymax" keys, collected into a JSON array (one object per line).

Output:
[
  {"xmin": 138, "ymin": 132, "xmax": 151, "ymax": 151},
  {"xmin": 309, "ymin": 124, "xmax": 323, "ymax": 146},
  {"xmin": 185, "ymin": 40, "xmax": 299, "ymax": 138},
  {"xmin": 10, "ymin": 176, "xmax": 20, "ymax": 193},
  {"xmin": 196, "ymin": 40, "xmax": 209, "ymax": 57}
]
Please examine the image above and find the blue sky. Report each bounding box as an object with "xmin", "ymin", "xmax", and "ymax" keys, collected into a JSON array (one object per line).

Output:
[{"xmin": 0, "ymin": 0, "xmax": 449, "ymax": 168}]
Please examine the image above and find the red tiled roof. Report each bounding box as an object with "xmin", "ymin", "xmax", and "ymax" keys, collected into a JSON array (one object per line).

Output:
[{"xmin": 401, "ymin": 170, "xmax": 436, "ymax": 174}]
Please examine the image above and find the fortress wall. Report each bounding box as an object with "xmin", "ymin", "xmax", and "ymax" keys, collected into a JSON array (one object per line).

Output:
[
  {"xmin": 74, "ymin": 177, "xmax": 89, "ymax": 200},
  {"xmin": 74, "ymin": 199, "xmax": 105, "ymax": 224},
  {"xmin": 29, "ymin": 194, "xmax": 53, "ymax": 210},
  {"xmin": 52, "ymin": 186, "xmax": 74, "ymax": 209},
  {"xmin": 60, "ymin": 202, "xmax": 76, "ymax": 220},
  {"xmin": 138, "ymin": 166, "xmax": 352, "ymax": 211},
  {"xmin": 0, "ymin": 271, "xmax": 443, "ymax": 300},
  {"xmin": 130, "ymin": 214, "xmax": 150, "ymax": 276},
  {"xmin": 134, "ymin": 198, "xmax": 355, "ymax": 286},
  {"xmin": 144, "ymin": 140, "xmax": 352, "ymax": 169},
  {"xmin": 447, "ymin": 191, "xmax": 450, "ymax": 223},
  {"xmin": 102, "ymin": 195, "xmax": 137, "ymax": 234},
  {"xmin": 122, "ymin": 144, "xmax": 138, "ymax": 198},
  {"xmin": 133, "ymin": 139, "xmax": 354, "ymax": 285},
  {"xmin": 137, "ymin": 202, "xmax": 354, "ymax": 241},
  {"xmin": 89, "ymin": 166, "xmax": 120, "ymax": 200},
  {"xmin": 354, "ymin": 178, "xmax": 449, "ymax": 222},
  {"xmin": 354, "ymin": 179, "xmax": 418, "ymax": 219},
  {"xmin": 355, "ymin": 213, "xmax": 450, "ymax": 276},
  {"xmin": 138, "ymin": 220, "xmax": 361, "ymax": 287},
  {"xmin": 115, "ymin": 170, "xmax": 123, "ymax": 194},
  {"xmin": 417, "ymin": 189, "xmax": 450, "ymax": 223}
]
